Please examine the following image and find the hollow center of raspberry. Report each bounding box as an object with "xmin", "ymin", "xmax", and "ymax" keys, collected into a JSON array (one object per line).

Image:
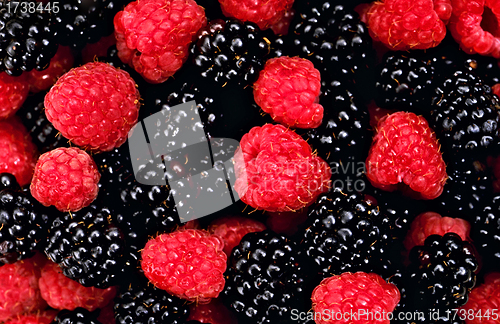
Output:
[{"xmin": 481, "ymin": 6, "xmax": 500, "ymax": 38}]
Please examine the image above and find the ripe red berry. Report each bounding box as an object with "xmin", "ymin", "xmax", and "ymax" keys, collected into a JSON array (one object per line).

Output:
[
  {"xmin": 0, "ymin": 72, "xmax": 29, "ymax": 120},
  {"xmin": 253, "ymin": 56, "xmax": 324, "ymax": 128},
  {"xmin": 81, "ymin": 35, "xmax": 117, "ymax": 64},
  {"xmin": 188, "ymin": 298, "xmax": 238, "ymax": 324},
  {"xmin": 114, "ymin": 0, "xmax": 207, "ymax": 83},
  {"xmin": 234, "ymin": 124, "xmax": 331, "ymax": 212},
  {"xmin": 3, "ymin": 310, "xmax": 57, "ymax": 324},
  {"xmin": 460, "ymin": 272, "xmax": 500, "ymax": 324},
  {"xmin": 141, "ymin": 229, "xmax": 227, "ymax": 304},
  {"xmin": 365, "ymin": 111, "xmax": 447, "ymax": 199},
  {"xmin": 30, "ymin": 147, "xmax": 100, "ymax": 212},
  {"xmin": 0, "ymin": 117, "xmax": 38, "ymax": 187},
  {"xmin": 38, "ymin": 261, "xmax": 117, "ymax": 312},
  {"xmin": 266, "ymin": 208, "xmax": 308, "ymax": 236},
  {"xmin": 311, "ymin": 272, "xmax": 400, "ymax": 324},
  {"xmin": 44, "ymin": 62, "xmax": 140, "ymax": 152}
]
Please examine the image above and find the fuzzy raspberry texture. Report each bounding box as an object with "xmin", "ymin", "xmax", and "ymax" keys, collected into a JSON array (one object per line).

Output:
[
  {"xmin": 188, "ymin": 298, "xmax": 238, "ymax": 324},
  {"xmin": 44, "ymin": 62, "xmax": 140, "ymax": 152},
  {"xmin": 253, "ymin": 57, "xmax": 323, "ymax": 128},
  {"xmin": 208, "ymin": 216, "xmax": 266, "ymax": 256},
  {"xmin": 0, "ymin": 254, "xmax": 47, "ymax": 322},
  {"xmin": 218, "ymin": 0, "xmax": 294, "ymax": 32},
  {"xmin": 30, "ymin": 147, "xmax": 100, "ymax": 212},
  {"xmin": 4, "ymin": 310, "xmax": 57, "ymax": 324},
  {"xmin": 141, "ymin": 229, "xmax": 227, "ymax": 304},
  {"xmin": 312, "ymin": 272, "xmax": 400, "ymax": 324},
  {"xmin": 449, "ymin": 0, "xmax": 500, "ymax": 58},
  {"xmin": 38, "ymin": 262, "xmax": 116, "ymax": 312},
  {"xmin": 0, "ymin": 72, "xmax": 29, "ymax": 119},
  {"xmin": 461, "ymin": 272, "xmax": 500, "ymax": 324},
  {"xmin": 234, "ymin": 124, "xmax": 331, "ymax": 212},
  {"xmin": 365, "ymin": 111, "xmax": 447, "ymax": 199},
  {"xmin": 0, "ymin": 117, "xmax": 38, "ymax": 187},
  {"xmin": 27, "ymin": 46, "xmax": 74, "ymax": 94},
  {"xmin": 366, "ymin": 0, "xmax": 448, "ymax": 50},
  {"xmin": 114, "ymin": 0, "xmax": 206, "ymax": 83},
  {"xmin": 404, "ymin": 212, "xmax": 471, "ymax": 252}
]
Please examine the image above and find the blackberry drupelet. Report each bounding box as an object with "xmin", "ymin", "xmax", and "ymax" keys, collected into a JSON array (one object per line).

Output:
[
  {"xmin": 114, "ymin": 276, "xmax": 190, "ymax": 324},
  {"xmin": 429, "ymin": 69, "xmax": 500, "ymax": 157},
  {"xmin": 0, "ymin": 1, "xmax": 59, "ymax": 76},
  {"xmin": 44, "ymin": 200, "xmax": 130, "ymax": 288},
  {"xmin": 464, "ymin": 55, "xmax": 500, "ymax": 87},
  {"xmin": 223, "ymin": 230, "xmax": 306, "ymax": 324},
  {"xmin": 0, "ymin": 173, "xmax": 20, "ymax": 191},
  {"xmin": 407, "ymin": 233, "xmax": 478, "ymax": 311},
  {"xmin": 16, "ymin": 91, "xmax": 68, "ymax": 153},
  {"xmin": 52, "ymin": 308, "xmax": 101, "ymax": 324}
]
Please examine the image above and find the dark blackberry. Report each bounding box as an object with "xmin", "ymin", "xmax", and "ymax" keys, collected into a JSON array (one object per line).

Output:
[
  {"xmin": 407, "ymin": 233, "xmax": 478, "ymax": 311},
  {"xmin": 44, "ymin": 200, "xmax": 131, "ymax": 288},
  {"xmin": 16, "ymin": 91, "xmax": 69, "ymax": 153},
  {"xmin": 0, "ymin": 179, "xmax": 54, "ymax": 263},
  {"xmin": 0, "ymin": 2, "xmax": 59, "ymax": 76},
  {"xmin": 429, "ymin": 69, "xmax": 500, "ymax": 157},
  {"xmin": 375, "ymin": 52, "xmax": 435, "ymax": 111},
  {"xmin": 52, "ymin": 308, "xmax": 101, "ymax": 324},
  {"xmin": 223, "ymin": 230, "xmax": 306, "ymax": 324},
  {"xmin": 464, "ymin": 55, "xmax": 500, "ymax": 87},
  {"xmin": 114, "ymin": 276, "xmax": 190, "ymax": 324},
  {"xmin": 190, "ymin": 19, "xmax": 278, "ymax": 87}
]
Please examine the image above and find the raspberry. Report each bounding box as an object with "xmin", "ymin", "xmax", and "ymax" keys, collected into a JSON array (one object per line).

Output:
[
  {"xmin": 253, "ymin": 57, "xmax": 324, "ymax": 128},
  {"xmin": 365, "ymin": 111, "xmax": 447, "ymax": 200},
  {"xmin": 3, "ymin": 310, "xmax": 57, "ymax": 324},
  {"xmin": 96, "ymin": 302, "xmax": 115, "ymax": 324},
  {"xmin": 0, "ymin": 254, "xmax": 47, "ymax": 322},
  {"xmin": 141, "ymin": 229, "xmax": 227, "ymax": 304},
  {"xmin": 30, "ymin": 147, "xmax": 100, "ymax": 212},
  {"xmin": 44, "ymin": 62, "xmax": 140, "ymax": 152},
  {"xmin": 0, "ymin": 72, "xmax": 29, "ymax": 119},
  {"xmin": 234, "ymin": 124, "xmax": 331, "ymax": 212},
  {"xmin": 208, "ymin": 216, "xmax": 266, "ymax": 256},
  {"xmin": 38, "ymin": 261, "xmax": 117, "ymax": 312},
  {"xmin": 403, "ymin": 212, "xmax": 471, "ymax": 253},
  {"xmin": 218, "ymin": 0, "xmax": 294, "ymax": 32},
  {"xmin": 81, "ymin": 35, "xmax": 116, "ymax": 64},
  {"xmin": 265, "ymin": 208, "xmax": 308, "ymax": 236},
  {"xmin": 0, "ymin": 117, "xmax": 38, "ymax": 187},
  {"xmin": 113, "ymin": 0, "xmax": 207, "ymax": 83},
  {"xmin": 188, "ymin": 298, "xmax": 238, "ymax": 324},
  {"xmin": 460, "ymin": 272, "xmax": 500, "ymax": 324},
  {"xmin": 311, "ymin": 272, "xmax": 400, "ymax": 324},
  {"xmin": 26, "ymin": 46, "xmax": 74, "ymax": 94},
  {"xmin": 366, "ymin": 0, "xmax": 447, "ymax": 50},
  {"xmin": 449, "ymin": 0, "xmax": 500, "ymax": 58}
]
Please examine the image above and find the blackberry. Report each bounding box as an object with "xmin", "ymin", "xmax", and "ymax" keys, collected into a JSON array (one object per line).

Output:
[
  {"xmin": 429, "ymin": 69, "xmax": 500, "ymax": 157},
  {"xmin": 52, "ymin": 308, "xmax": 102, "ymax": 324},
  {"xmin": 0, "ymin": 1, "xmax": 59, "ymax": 76},
  {"xmin": 44, "ymin": 200, "xmax": 131, "ymax": 288},
  {"xmin": 223, "ymin": 230, "xmax": 306, "ymax": 324},
  {"xmin": 16, "ymin": 91, "xmax": 69, "ymax": 153},
  {"xmin": 464, "ymin": 55, "xmax": 500, "ymax": 87},
  {"xmin": 0, "ymin": 179, "xmax": 54, "ymax": 263},
  {"xmin": 407, "ymin": 233, "xmax": 478, "ymax": 311},
  {"xmin": 114, "ymin": 276, "xmax": 190, "ymax": 324},
  {"xmin": 375, "ymin": 52, "xmax": 435, "ymax": 111}
]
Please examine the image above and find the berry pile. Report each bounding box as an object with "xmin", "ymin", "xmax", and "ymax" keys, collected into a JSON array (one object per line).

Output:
[{"xmin": 1, "ymin": 0, "xmax": 500, "ymax": 323}]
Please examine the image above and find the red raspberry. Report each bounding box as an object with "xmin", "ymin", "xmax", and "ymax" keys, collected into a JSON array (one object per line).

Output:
[
  {"xmin": 0, "ymin": 72, "xmax": 29, "ymax": 120},
  {"xmin": 141, "ymin": 229, "xmax": 227, "ymax": 304},
  {"xmin": 44, "ymin": 62, "xmax": 140, "ymax": 152},
  {"xmin": 3, "ymin": 310, "xmax": 57, "ymax": 324},
  {"xmin": 234, "ymin": 124, "xmax": 331, "ymax": 212},
  {"xmin": 0, "ymin": 254, "xmax": 47, "ymax": 322},
  {"xmin": 208, "ymin": 216, "xmax": 266, "ymax": 256},
  {"xmin": 114, "ymin": 0, "xmax": 206, "ymax": 83},
  {"xmin": 30, "ymin": 147, "xmax": 100, "ymax": 212},
  {"xmin": 270, "ymin": 9, "xmax": 295, "ymax": 35},
  {"xmin": 487, "ymin": 154, "xmax": 500, "ymax": 192},
  {"xmin": 366, "ymin": 0, "xmax": 447, "ymax": 50},
  {"xmin": 403, "ymin": 212, "xmax": 471, "ymax": 252},
  {"xmin": 0, "ymin": 117, "xmax": 38, "ymax": 187},
  {"xmin": 38, "ymin": 261, "xmax": 116, "ymax": 312},
  {"xmin": 449, "ymin": 0, "xmax": 500, "ymax": 58},
  {"xmin": 81, "ymin": 35, "xmax": 117, "ymax": 64},
  {"xmin": 365, "ymin": 111, "xmax": 447, "ymax": 200},
  {"xmin": 253, "ymin": 57, "xmax": 323, "ymax": 128},
  {"xmin": 460, "ymin": 272, "xmax": 500, "ymax": 324},
  {"xmin": 26, "ymin": 46, "xmax": 74, "ymax": 94},
  {"xmin": 187, "ymin": 298, "xmax": 238, "ymax": 324},
  {"xmin": 96, "ymin": 302, "xmax": 116, "ymax": 324},
  {"xmin": 266, "ymin": 208, "xmax": 308, "ymax": 236},
  {"xmin": 311, "ymin": 272, "xmax": 400, "ymax": 324},
  {"xmin": 218, "ymin": 0, "xmax": 294, "ymax": 32}
]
